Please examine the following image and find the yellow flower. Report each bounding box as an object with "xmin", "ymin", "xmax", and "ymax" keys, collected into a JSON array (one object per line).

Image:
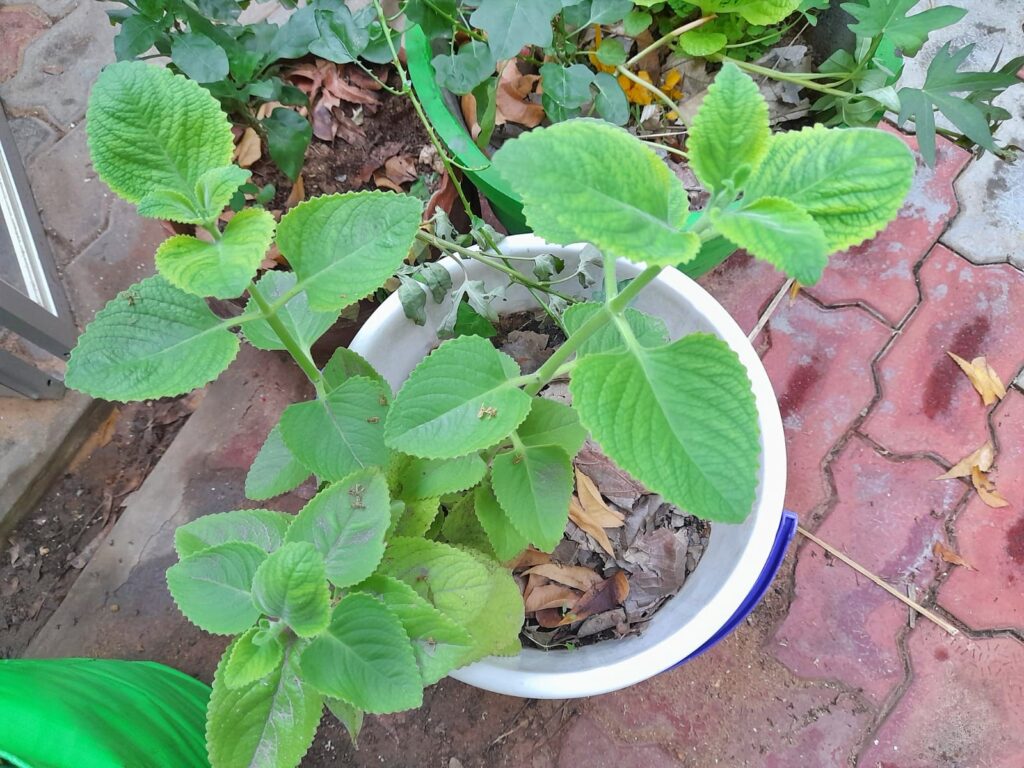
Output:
[{"xmin": 618, "ymin": 70, "xmax": 654, "ymax": 105}]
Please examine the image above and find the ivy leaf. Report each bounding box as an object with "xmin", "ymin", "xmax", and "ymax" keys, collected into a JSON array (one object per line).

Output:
[
  {"xmin": 252, "ymin": 542, "xmax": 331, "ymax": 637},
  {"xmin": 171, "ymin": 32, "xmax": 229, "ymax": 83},
  {"xmin": 591, "ymin": 72, "xmax": 629, "ymax": 126},
  {"xmin": 678, "ymin": 28, "xmax": 727, "ymax": 56},
  {"xmin": 474, "ymin": 478, "xmax": 530, "ymax": 562},
  {"xmin": 207, "ymin": 641, "xmax": 323, "ymax": 768},
  {"xmin": 595, "ymin": 39, "xmax": 626, "ymax": 67},
  {"xmin": 842, "ymin": 0, "xmax": 966, "ymax": 57},
  {"xmin": 309, "ymin": 7, "xmax": 370, "ymax": 63},
  {"xmin": 743, "ymin": 125, "xmax": 914, "ymax": 252},
  {"xmin": 469, "ymin": 0, "xmax": 561, "ymax": 59},
  {"xmin": 516, "ymin": 397, "xmax": 588, "ymax": 456},
  {"xmin": 571, "ymin": 333, "xmax": 760, "ymax": 523},
  {"xmin": 166, "ymin": 542, "xmax": 266, "ymax": 634},
  {"xmin": 323, "ymin": 347, "xmax": 387, "ymax": 392},
  {"xmin": 492, "ymin": 444, "xmax": 573, "ymax": 552},
  {"xmin": 404, "ymin": 0, "xmax": 458, "ymax": 39},
  {"xmin": 492, "ymin": 120, "xmax": 700, "ymax": 266},
  {"xmin": 397, "ymin": 454, "xmax": 488, "ymax": 500},
  {"xmin": 301, "ymin": 593, "xmax": 423, "ymax": 713},
  {"xmin": 563, "ymin": 0, "xmax": 632, "ymax": 26},
  {"xmin": 223, "ymin": 626, "xmax": 284, "ymax": 689},
  {"xmin": 276, "ymin": 192, "xmax": 423, "ymax": 311},
  {"xmin": 432, "ymin": 41, "xmax": 496, "ymax": 95},
  {"xmin": 155, "ymin": 208, "xmax": 275, "ymax": 299},
  {"xmin": 174, "ymin": 508, "xmax": 293, "ymax": 558},
  {"xmin": 87, "ymin": 61, "xmax": 234, "ymax": 203},
  {"xmin": 354, "ymin": 575, "xmax": 474, "ymax": 685},
  {"xmin": 688, "ymin": 63, "xmax": 769, "ymax": 192},
  {"xmin": 285, "ymin": 469, "xmax": 391, "ymax": 588},
  {"xmin": 246, "ymin": 424, "xmax": 312, "ymax": 501},
  {"xmin": 64, "ymin": 276, "xmax": 239, "ymax": 401},
  {"xmin": 385, "ymin": 335, "xmax": 533, "ymax": 458},
  {"xmin": 279, "ymin": 377, "xmax": 390, "ymax": 482},
  {"xmin": 699, "ymin": 0, "xmax": 800, "ymax": 25},
  {"xmin": 243, "ymin": 270, "xmax": 340, "ymax": 353},
  {"xmin": 262, "ymin": 107, "xmax": 311, "ymax": 181},
  {"xmin": 562, "ymin": 302, "xmax": 668, "ymax": 357},
  {"xmin": 710, "ymin": 197, "xmax": 829, "ymax": 283},
  {"xmin": 622, "ymin": 10, "xmax": 652, "ymax": 36},
  {"xmin": 540, "ymin": 63, "xmax": 595, "ymax": 120}
]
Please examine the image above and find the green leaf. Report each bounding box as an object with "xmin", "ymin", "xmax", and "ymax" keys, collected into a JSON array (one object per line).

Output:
[
  {"xmin": 540, "ymin": 63, "xmax": 595, "ymax": 110},
  {"xmin": 469, "ymin": 0, "xmax": 561, "ymax": 59},
  {"xmin": 114, "ymin": 15, "xmax": 163, "ymax": 60},
  {"xmin": 246, "ymin": 424, "xmax": 312, "ymax": 501},
  {"xmin": 271, "ymin": 5, "xmax": 319, "ymax": 58},
  {"xmin": 592, "ymin": 72, "xmax": 629, "ymax": 126},
  {"xmin": 743, "ymin": 124, "xmax": 914, "ymax": 252},
  {"xmin": 279, "ymin": 377, "xmax": 390, "ymax": 482},
  {"xmin": 325, "ymin": 698, "xmax": 363, "ymax": 746},
  {"xmin": 252, "ymin": 542, "xmax": 331, "ymax": 637},
  {"xmin": 323, "ymin": 347, "xmax": 387, "ymax": 391},
  {"xmin": 224, "ymin": 626, "xmax": 284, "ymax": 689},
  {"xmin": 166, "ymin": 542, "xmax": 266, "ymax": 634},
  {"xmin": 453, "ymin": 301, "xmax": 498, "ymax": 338},
  {"xmin": 398, "ymin": 454, "xmax": 488, "ymax": 500},
  {"xmin": 492, "ymin": 120, "xmax": 701, "ymax": 266},
  {"xmin": 440, "ymin": 493, "xmax": 493, "ymax": 553},
  {"xmin": 171, "ymin": 32, "xmax": 229, "ymax": 83},
  {"xmin": 516, "ymin": 397, "xmax": 588, "ymax": 456},
  {"xmin": 309, "ymin": 7, "xmax": 369, "ymax": 63},
  {"xmin": 688, "ymin": 63, "xmax": 769, "ymax": 192},
  {"xmin": 354, "ymin": 575, "xmax": 474, "ymax": 685},
  {"xmin": 474, "ymin": 479, "xmax": 530, "ymax": 562},
  {"xmin": 193, "ymin": 165, "xmax": 252, "ymax": 219},
  {"xmin": 622, "ymin": 10, "xmax": 652, "ymax": 36},
  {"xmin": 65, "ymin": 276, "xmax": 239, "ymax": 401},
  {"xmin": 87, "ymin": 61, "xmax": 234, "ymax": 203},
  {"xmin": 276, "ymin": 192, "xmax": 423, "ymax": 311},
  {"xmin": 595, "ymin": 38, "xmax": 626, "ymax": 67},
  {"xmin": 432, "ymin": 41, "xmax": 496, "ymax": 95},
  {"xmin": 174, "ymin": 509, "xmax": 293, "ymax": 558},
  {"xmin": 563, "ymin": 0, "xmax": 632, "ymax": 26},
  {"xmin": 155, "ymin": 207, "xmax": 275, "ymax": 299},
  {"xmin": 136, "ymin": 188, "xmax": 207, "ymax": 225},
  {"xmin": 385, "ymin": 335, "xmax": 533, "ymax": 458},
  {"xmin": 208, "ymin": 640, "xmax": 323, "ymax": 768},
  {"xmin": 699, "ymin": 0, "xmax": 800, "ymax": 25},
  {"xmin": 562, "ymin": 301, "xmax": 668, "ymax": 357},
  {"xmin": 404, "ymin": 0, "xmax": 458, "ymax": 39},
  {"xmin": 571, "ymin": 333, "xmax": 760, "ymax": 523},
  {"xmin": 710, "ymin": 197, "xmax": 829, "ymax": 283},
  {"xmin": 678, "ymin": 28, "xmax": 727, "ymax": 56},
  {"xmin": 243, "ymin": 270, "xmax": 340, "ymax": 352},
  {"xmin": 301, "ymin": 593, "xmax": 423, "ymax": 713},
  {"xmin": 285, "ymin": 469, "xmax": 391, "ymax": 588},
  {"xmin": 492, "ymin": 444, "xmax": 572, "ymax": 552},
  {"xmin": 393, "ymin": 496, "xmax": 440, "ymax": 537},
  {"xmin": 263, "ymin": 107, "xmax": 311, "ymax": 181},
  {"xmin": 842, "ymin": 0, "xmax": 966, "ymax": 57}
]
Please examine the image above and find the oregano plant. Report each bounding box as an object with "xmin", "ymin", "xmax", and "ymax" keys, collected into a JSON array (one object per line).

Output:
[{"xmin": 67, "ymin": 59, "xmax": 912, "ymax": 767}]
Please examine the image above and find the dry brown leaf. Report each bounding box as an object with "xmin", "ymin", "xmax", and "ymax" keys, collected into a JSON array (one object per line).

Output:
[
  {"xmin": 348, "ymin": 66, "xmax": 384, "ymax": 91},
  {"xmin": 68, "ymin": 409, "xmax": 120, "ymax": 471},
  {"xmin": 495, "ymin": 62, "xmax": 544, "ymax": 128},
  {"xmin": 948, "ymin": 352, "xmax": 1006, "ymax": 406},
  {"xmin": 323, "ymin": 65, "xmax": 380, "ymax": 106},
  {"xmin": 936, "ymin": 440, "xmax": 995, "ymax": 480},
  {"xmin": 524, "ymin": 564, "xmax": 603, "ymax": 592},
  {"xmin": 569, "ymin": 496, "xmax": 616, "ymax": 556},
  {"xmin": 512, "ymin": 548, "xmax": 551, "ymax": 569},
  {"xmin": 524, "ymin": 583, "xmax": 581, "ymax": 612},
  {"xmin": 559, "ymin": 571, "xmax": 629, "ymax": 625},
  {"xmin": 788, "ymin": 280, "xmax": 802, "ymax": 304},
  {"xmin": 575, "ymin": 468, "xmax": 626, "ymax": 526},
  {"xmin": 384, "ymin": 154, "xmax": 418, "ymax": 186},
  {"xmin": 234, "ymin": 127, "xmax": 262, "ymax": 168},
  {"xmin": 535, "ymin": 607, "xmax": 565, "ymax": 628},
  {"xmin": 284, "ymin": 174, "xmax": 305, "ymax": 209},
  {"xmin": 424, "ymin": 169, "xmax": 457, "ymax": 223},
  {"xmin": 373, "ymin": 171, "xmax": 404, "ymax": 193},
  {"xmin": 311, "ymin": 100, "xmax": 336, "ymax": 141},
  {"xmin": 932, "ymin": 540, "xmax": 973, "ymax": 570},
  {"xmin": 331, "ymin": 108, "xmax": 368, "ymax": 147},
  {"xmin": 461, "ymin": 92, "xmax": 482, "ymax": 140},
  {"xmin": 255, "ymin": 100, "xmax": 282, "ymax": 120},
  {"xmin": 971, "ymin": 466, "xmax": 1009, "ymax": 508}
]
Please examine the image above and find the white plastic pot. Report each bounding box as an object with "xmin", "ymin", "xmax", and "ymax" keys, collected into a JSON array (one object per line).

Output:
[{"xmin": 349, "ymin": 234, "xmax": 787, "ymax": 699}]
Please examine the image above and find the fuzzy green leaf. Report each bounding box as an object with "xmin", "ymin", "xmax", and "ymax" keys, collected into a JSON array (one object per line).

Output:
[
  {"xmin": 699, "ymin": 0, "xmax": 800, "ymax": 24},
  {"xmin": 325, "ymin": 698, "xmax": 363, "ymax": 746},
  {"xmin": 285, "ymin": 469, "xmax": 391, "ymax": 588},
  {"xmin": 440, "ymin": 493, "xmax": 493, "ymax": 553},
  {"xmin": 571, "ymin": 333, "xmax": 760, "ymax": 523},
  {"xmin": 246, "ymin": 424, "xmax": 312, "ymax": 501},
  {"xmin": 688, "ymin": 63, "xmax": 769, "ymax": 192},
  {"xmin": 678, "ymin": 28, "xmax": 727, "ymax": 56},
  {"xmin": 492, "ymin": 444, "xmax": 572, "ymax": 552},
  {"xmin": 516, "ymin": 397, "xmax": 588, "ymax": 456},
  {"xmin": 385, "ymin": 335, "xmax": 533, "ymax": 458},
  {"xmin": 469, "ymin": 0, "xmax": 561, "ymax": 59},
  {"xmin": 398, "ymin": 454, "xmax": 488, "ymax": 500},
  {"xmin": 301, "ymin": 593, "xmax": 423, "ymax": 713},
  {"xmin": 474, "ymin": 479, "xmax": 530, "ymax": 562},
  {"xmin": 138, "ymin": 166, "xmax": 250, "ymax": 225},
  {"xmin": 252, "ymin": 542, "xmax": 331, "ymax": 637},
  {"xmin": 208, "ymin": 641, "xmax": 323, "ymax": 768},
  {"xmin": 743, "ymin": 125, "xmax": 914, "ymax": 252},
  {"xmin": 276, "ymin": 192, "xmax": 423, "ymax": 311},
  {"xmin": 174, "ymin": 508, "xmax": 293, "ymax": 558},
  {"xmin": 243, "ymin": 270, "xmax": 340, "ymax": 352},
  {"xmin": 223, "ymin": 626, "xmax": 284, "ymax": 689},
  {"xmin": 492, "ymin": 120, "xmax": 700, "ymax": 265},
  {"xmin": 65, "ymin": 276, "xmax": 239, "ymax": 401},
  {"xmin": 843, "ymin": 0, "xmax": 965, "ymax": 56},
  {"xmin": 279, "ymin": 377, "xmax": 390, "ymax": 482},
  {"xmin": 87, "ymin": 61, "xmax": 234, "ymax": 203},
  {"xmin": 166, "ymin": 542, "xmax": 266, "ymax": 634},
  {"xmin": 710, "ymin": 196, "xmax": 829, "ymax": 283},
  {"xmin": 561, "ymin": 301, "xmax": 668, "ymax": 357},
  {"xmin": 322, "ymin": 347, "xmax": 387, "ymax": 392},
  {"xmin": 393, "ymin": 497, "xmax": 441, "ymax": 538}
]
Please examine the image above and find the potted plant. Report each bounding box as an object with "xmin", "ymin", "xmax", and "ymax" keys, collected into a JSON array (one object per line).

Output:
[{"xmin": 65, "ymin": 59, "xmax": 911, "ymax": 766}]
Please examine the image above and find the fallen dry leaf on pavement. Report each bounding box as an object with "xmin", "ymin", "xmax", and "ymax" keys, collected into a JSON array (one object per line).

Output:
[
  {"xmin": 524, "ymin": 583, "xmax": 581, "ymax": 613},
  {"xmin": 971, "ymin": 465, "xmax": 1009, "ymax": 508},
  {"xmin": 933, "ymin": 540, "xmax": 973, "ymax": 569},
  {"xmin": 575, "ymin": 468, "xmax": 626, "ymax": 527},
  {"xmin": 559, "ymin": 571, "xmax": 629, "ymax": 625},
  {"xmin": 948, "ymin": 352, "xmax": 1006, "ymax": 406},
  {"xmin": 234, "ymin": 127, "xmax": 262, "ymax": 167},
  {"xmin": 524, "ymin": 563, "xmax": 603, "ymax": 592},
  {"xmin": 936, "ymin": 440, "xmax": 995, "ymax": 480},
  {"xmin": 569, "ymin": 496, "xmax": 616, "ymax": 556}
]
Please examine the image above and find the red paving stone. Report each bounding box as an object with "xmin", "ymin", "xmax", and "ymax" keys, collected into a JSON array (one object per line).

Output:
[
  {"xmin": 556, "ymin": 715, "xmax": 678, "ymax": 768},
  {"xmin": 862, "ymin": 244, "xmax": 1024, "ymax": 463},
  {"xmin": 0, "ymin": 6, "xmax": 49, "ymax": 83},
  {"xmin": 762, "ymin": 297, "xmax": 892, "ymax": 514},
  {"xmin": 938, "ymin": 389, "xmax": 1024, "ymax": 632},
  {"xmin": 807, "ymin": 130, "xmax": 970, "ymax": 327},
  {"xmin": 858, "ymin": 624, "xmax": 1024, "ymax": 768},
  {"xmin": 772, "ymin": 436, "xmax": 967, "ymax": 705},
  {"xmin": 699, "ymin": 250, "xmax": 787, "ymax": 337}
]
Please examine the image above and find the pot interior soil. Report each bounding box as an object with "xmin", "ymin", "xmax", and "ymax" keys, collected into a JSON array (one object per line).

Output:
[{"xmin": 489, "ymin": 310, "xmax": 711, "ymax": 651}]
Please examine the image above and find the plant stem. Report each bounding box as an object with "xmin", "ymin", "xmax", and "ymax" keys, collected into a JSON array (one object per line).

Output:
[
  {"xmin": 640, "ymin": 140, "xmax": 687, "ymax": 159},
  {"xmin": 615, "ymin": 66, "xmax": 679, "ymax": 113},
  {"xmin": 626, "ymin": 14, "xmax": 717, "ymax": 68},
  {"xmin": 717, "ymin": 56, "xmax": 853, "ymax": 98},
  {"xmin": 247, "ymin": 280, "xmax": 325, "ymax": 393}
]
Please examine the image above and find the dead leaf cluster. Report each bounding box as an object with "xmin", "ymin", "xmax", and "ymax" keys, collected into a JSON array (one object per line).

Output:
[{"xmin": 288, "ymin": 59, "xmax": 382, "ymax": 145}]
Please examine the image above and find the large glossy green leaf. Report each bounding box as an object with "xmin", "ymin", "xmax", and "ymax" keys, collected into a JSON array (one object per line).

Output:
[
  {"xmin": 174, "ymin": 508, "xmax": 293, "ymax": 558},
  {"xmin": 385, "ymin": 335, "xmax": 532, "ymax": 458},
  {"xmin": 492, "ymin": 444, "xmax": 572, "ymax": 552},
  {"xmin": 474, "ymin": 479, "xmax": 530, "ymax": 563},
  {"xmin": 87, "ymin": 61, "xmax": 234, "ymax": 203},
  {"xmin": 166, "ymin": 542, "xmax": 266, "ymax": 634},
  {"xmin": 687, "ymin": 63, "xmax": 769, "ymax": 192},
  {"xmin": 170, "ymin": 32, "xmax": 229, "ymax": 83},
  {"xmin": 65, "ymin": 276, "xmax": 239, "ymax": 401},
  {"xmin": 276, "ymin": 192, "xmax": 423, "ymax": 311},
  {"xmin": 301, "ymin": 593, "xmax": 423, "ymax": 713},
  {"xmin": 843, "ymin": 0, "xmax": 965, "ymax": 56},
  {"xmin": 262, "ymin": 107, "xmax": 311, "ymax": 182},
  {"xmin": 251, "ymin": 542, "xmax": 330, "ymax": 637},
  {"xmin": 245, "ymin": 424, "xmax": 312, "ymax": 501},
  {"xmin": 516, "ymin": 397, "xmax": 588, "ymax": 456},
  {"xmin": 285, "ymin": 469, "xmax": 391, "ymax": 588},
  {"xmin": 492, "ymin": 120, "xmax": 700, "ymax": 266},
  {"xmin": 742, "ymin": 125, "xmax": 914, "ymax": 253},
  {"xmin": 243, "ymin": 270, "xmax": 340, "ymax": 353},
  {"xmin": 469, "ymin": 0, "xmax": 561, "ymax": 59},
  {"xmin": 570, "ymin": 333, "xmax": 760, "ymax": 523},
  {"xmin": 223, "ymin": 626, "xmax": 284, "ymax": 689},
  {"xmin": 208, "ymin": 640, "xmax": 323, "ymax": 768},
  {"xmin": 561, "ymin": 302, "xmax": 668, "ymax": 358}
]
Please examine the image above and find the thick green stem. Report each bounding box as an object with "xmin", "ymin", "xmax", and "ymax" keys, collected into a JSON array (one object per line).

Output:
[
  {"xmin": 626, "ymin": 14, "xmax": 717, "ymax": 68},
  {"xmin": 247, "ymin": 280, "xmax": 324, "ymax": 393}
]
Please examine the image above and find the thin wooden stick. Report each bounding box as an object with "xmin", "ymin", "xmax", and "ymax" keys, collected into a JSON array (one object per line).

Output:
[
  {"xmin": 797, "ymin": 525, "xmax": 959, "ymax": 636},
  {"xmin": 747, "ymin": 278, "xmax": 794, "ymax": 343}
]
